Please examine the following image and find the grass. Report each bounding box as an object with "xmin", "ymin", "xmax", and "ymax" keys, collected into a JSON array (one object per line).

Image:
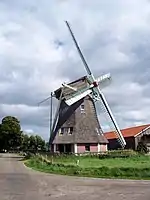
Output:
[
  {"xmin": 24, "ymin": 153, "xmax": 150, "ymax": 180},
  {"xmin": 44, "ymin": 155, "xmax": 150, "ymax": 169}
]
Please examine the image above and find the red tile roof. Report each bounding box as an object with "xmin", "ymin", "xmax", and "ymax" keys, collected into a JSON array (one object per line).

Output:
[{"xmin": 104, "ymin": 124, "xmax": 150, "ymax": 140}]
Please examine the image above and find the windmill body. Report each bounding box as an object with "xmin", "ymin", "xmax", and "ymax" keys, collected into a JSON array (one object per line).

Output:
[
  {"xmin": 51, "ymin": 77, "xmax": 108, "ymax": 153},
  {"xmin": 39, "ymin": 21, "xmax": 126, "ymax": 153}
]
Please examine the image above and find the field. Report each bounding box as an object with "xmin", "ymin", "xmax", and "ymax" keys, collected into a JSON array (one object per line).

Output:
[
  {"xmin": 44, "ymin": 155, "xmax": 150, "ymax": 169},
  {"xmin": 24, "ymin": 152, "xmax": 150, "ymax": 180}
]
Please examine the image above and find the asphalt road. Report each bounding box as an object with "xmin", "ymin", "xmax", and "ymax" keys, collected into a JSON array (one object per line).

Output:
[{"xmin": 0, "ymin": 153, "xmax": 150, "ymax": 200}]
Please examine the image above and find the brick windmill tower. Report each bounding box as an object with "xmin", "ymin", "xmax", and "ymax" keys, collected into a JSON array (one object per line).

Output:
[{"xmin": 39, "ymin": 21, "xmax": 126, "ymax": 154}]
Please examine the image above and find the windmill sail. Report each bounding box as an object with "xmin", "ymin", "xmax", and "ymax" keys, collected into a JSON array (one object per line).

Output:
[
  {"xmin": 96, "ymin": 94, "xmax": 126, "ymax": 148},
  {"xmin": 91, "ymin": 85, "xmax": 126, "ymax": 148},
  {"xmin": 65, "ymin": 21, "xmax": 92, "ymax": 76},
  {"xmin": 65, "ymin": 21, "xmax": 126, "ymax": 148}
]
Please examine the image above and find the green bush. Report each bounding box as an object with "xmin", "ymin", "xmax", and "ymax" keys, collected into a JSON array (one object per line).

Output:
[
  {"xmin": 24, "ymin": 152, "xmax": 35, "ymax": 159},
  {"xmin": 98, "ymin": 149, "xmax": 137, "ymax": 159}
]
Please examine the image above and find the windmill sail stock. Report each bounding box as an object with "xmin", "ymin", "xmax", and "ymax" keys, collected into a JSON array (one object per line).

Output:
[
  {"xmin": 96, "ymin": 96, "xmax": 125, "ymax": 148},
  {"xmin": 38, "ymin": 92, "xmax": 54, "ymax": 144},
  {"xmin": 65, "ymin": 20, "xmax": 126, "ymax": 148},
  {"xmin": 65, "ymin": 21, "xmax": 92, "ymax": 76},
  {"xmin": 98, "ymin": 90, "xmax": 126, "ymax": 148}
]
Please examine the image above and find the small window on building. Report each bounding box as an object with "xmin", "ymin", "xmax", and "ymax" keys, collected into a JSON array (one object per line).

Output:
[
  {"xmin": 85, "ymin": 144, "xmax": 90, "ymax": 151},
  {"xmin": 81, "ymin": 104, "xmax": 84, "ymax": 110},
  {"xmin": 80, "ymin": 103, "xmax": 85, "ymax": 113},
  {"xmin": 59, "ymin": 127, "xmax": 73, "ymax": 135},
  {"xmin": 68, "ymin": 127, "xmax": 73, "ymax": 135},
  {"xmin": 59, "ymin": 127, "xmax": 65, "ymax": 135}
]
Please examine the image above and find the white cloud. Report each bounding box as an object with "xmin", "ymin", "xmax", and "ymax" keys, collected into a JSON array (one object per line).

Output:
[{"xmin": 0, "ymin": 0, "xmax": 150, "ymax": 139}]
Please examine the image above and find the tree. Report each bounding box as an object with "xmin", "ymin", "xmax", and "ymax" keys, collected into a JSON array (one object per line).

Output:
[
  {"xmin": 28, "ymin": 135, "xmax": 36, "ymax": 151},
  {"xmin": 35, "ymin": 135, "xmax": 46, "ymax": 151},
  {"xmin": 0, "ymin": 115, "xmax": 46, "ymax": 152},
  {"xmin": 45, "ymin": 142, "xmax": 49, "ymax": 151},
  {"xmin": 0, "ymin": 116, "xmax": 22, "ymax": 150},
  {"xmin": 21, "ymin": 134, "xmax": 30, "ymax": 151},
  {"xmin": 0, "ymin": 124, "xmax": 5, "ymax": 151},
  {"xmin": 28, "ymin": 135, "xmax": 46, "ymax": 151}
]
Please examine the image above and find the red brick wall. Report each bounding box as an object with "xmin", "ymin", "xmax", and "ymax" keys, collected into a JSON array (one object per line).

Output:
[
  {"xmin": 77, "ymin": 144, "xmax": 85, "ymax": 153},
  {"xmin": 77, "ymin": 144, "xmax": 98, "ymax": 153},
  {"xmin": 90, "ymin": 144, "xmax": 98, "ymax": 152},
  {"xmin": 100, "ymin": 144, "xmax": 107, "ymax": 152}
]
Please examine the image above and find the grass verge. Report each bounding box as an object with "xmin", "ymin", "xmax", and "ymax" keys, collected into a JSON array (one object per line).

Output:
[{"xmin": 24, "ymin": 154, "xmax": 150, "ymax": 180}]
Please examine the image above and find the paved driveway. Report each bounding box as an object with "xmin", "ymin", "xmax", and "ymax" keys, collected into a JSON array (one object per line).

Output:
[{"xmin": 0, "ymin": 153, "xmax": 150, "ymax": 200}]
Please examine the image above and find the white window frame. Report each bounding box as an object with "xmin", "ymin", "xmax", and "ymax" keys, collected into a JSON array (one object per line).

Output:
[
  {"xmin": 80, "ymin": 103, "xmax": 85, "ymax": 113},
  {"xmin": 68, "ymin": 127, "xmax": 73, "ymax": 135}
]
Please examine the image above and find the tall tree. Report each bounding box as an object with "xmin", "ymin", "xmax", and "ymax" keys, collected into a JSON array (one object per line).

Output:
[
  {"xmin": 28, "ymin": 135, "xmax": 46, "ymax": 151},
  {"xmin": 0, "ymin": 115, "xmax": 46, "ymax": 152},
  {"xmin": 0, "ymin": 116, "xmax": 22, "ymax": 150},
  {"xmin": 21, "ymin": 134, "xmax": 30, "ymax": 151},
  {"xmin": 29, "ymin": 135, "xmax": 36, "ymax": 150},
  {"xmin": 35, "ymin": 135, "xmax": 46, "ymax": 151}
]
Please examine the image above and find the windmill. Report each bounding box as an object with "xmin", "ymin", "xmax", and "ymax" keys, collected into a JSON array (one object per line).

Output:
[{"xmin": 39, "ymin": 21, "xmax": 126, "ymax": 152}]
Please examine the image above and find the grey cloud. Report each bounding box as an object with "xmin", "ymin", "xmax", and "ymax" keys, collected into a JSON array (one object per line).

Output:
[{"xmin": 0, "ymin": 0, "xmax": 150, "ymax": 139}]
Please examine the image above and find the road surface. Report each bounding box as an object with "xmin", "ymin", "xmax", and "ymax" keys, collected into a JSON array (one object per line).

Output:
[{"xmin": 0, "ymin": 153, "xmax": 150, "ymax": 200}]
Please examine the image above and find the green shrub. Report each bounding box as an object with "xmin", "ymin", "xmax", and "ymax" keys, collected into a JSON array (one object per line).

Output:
[{"xmin": 98, "ymin": 149, "xmax": 137, "ymax": 159}]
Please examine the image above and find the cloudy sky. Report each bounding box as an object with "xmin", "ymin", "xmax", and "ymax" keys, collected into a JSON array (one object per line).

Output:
[{"xmin": 0, "ymin": 0, "xmax": 150, "ymax": 140}]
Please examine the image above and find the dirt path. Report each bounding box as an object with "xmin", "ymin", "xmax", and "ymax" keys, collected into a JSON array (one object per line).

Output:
[{"xmin": 0, "ymin": 153, "xmax": 150, "ymax": 200}]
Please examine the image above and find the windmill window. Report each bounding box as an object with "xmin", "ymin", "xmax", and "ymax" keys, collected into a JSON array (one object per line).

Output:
[
  {"xmin": 80, "ymin": 104, "xmax": 85, "ymax": 113},
  {"xmin": 80, "ymin": 104, "xmax": 84, "ymax": 110},
  {"xmin": 59, "ymin": 127, "xmax": 65, "ymax": 135},
  {"xmin": 68, "ymin": 127, "xmax": 73, "ymax": 135},
  {"xmin": 59, "ymin": 127, "xmax": 73, "ymax": 135}
]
